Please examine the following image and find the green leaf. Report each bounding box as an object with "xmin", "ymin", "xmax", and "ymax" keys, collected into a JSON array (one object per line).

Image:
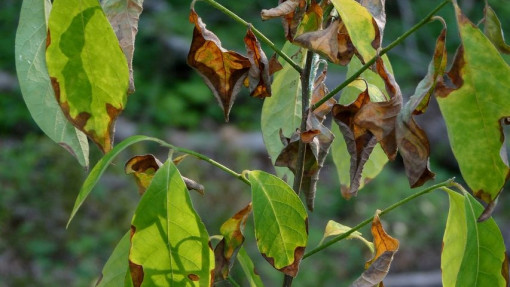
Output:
[
  {"xmin": 484, "ymin": 4, "xmax": 510, "ymax": 54},
  {"xmin": 96, "ymin": 232, "xmax": 130, "ymax": 287},
  {"xmin": 46, "ymin": 0, "xmax": 129, "ymax": 153},
  {"xmin": 237, "ymin": 247, "xmax": 265, "ymax": 287},
  {"xmin": 247, "ymin": 170, "xmax": 308, "ymax": 277},
  {"xmin": 318, "ymin": 220, "xmax": 374, "ymax": 254},
  {"xmin": 68, "ymin": 135, "xmax": 162, "ymax": 227},
  {"xmin": 331, "ymin": 0, "xmax": 380, "ymax": 63},
  {"xmin": 441, "ymin": 188, "xmax": 508, "ymax": 287},
  {"xmin": 102, "ymin": 0, "xmax": 144, "ymax": 94},
  {"xmin": 435, "ymin": 4, "xmax": 510, "ymax": 204},
  {"xmin": 15, "ymin": 0, "xmax": 89, "ymax": 168},
  {"xmin": 261, "ymin": 42, "xmax": 306, "ymax": 182},
  {"xmin": 129, "ymin": 160, "xmax": 214, "ymax": 286}
]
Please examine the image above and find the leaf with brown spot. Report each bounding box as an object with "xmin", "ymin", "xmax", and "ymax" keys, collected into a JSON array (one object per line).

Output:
[
  {"xmin": 102, "ymin": 0, "xmax": 144, "ymax": 94},
  {"xmin": 187, "ymin": 9, "xmax": 251, "ymax": 121},
  {"xmin": 484, "ymin": 4, "xmax": 510, "ymax": 54},
  {"xmin": 214, "ymin": 203, "xmax": 253, "ymax": 280},
  {"xmin": 244, "ymin": 28, "xmax": 271, "ymax": 98},
  {"xmin": 396, "ymin": 26, "xmax": 446, "ymax": 188},
  {"xmin": 294, "ymin": 19, "xmax": 355, "ymax": 65}
]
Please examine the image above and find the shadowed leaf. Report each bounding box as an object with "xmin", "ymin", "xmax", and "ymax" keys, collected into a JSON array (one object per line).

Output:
[
  {"xmin": 214, "ymin": 203, "xmax": 253, "ymax": 280},
  {"xmin": 247, "ymin": 170, "xmax": 308, "ymax": 277},
  {"xmin": 96, "ymin": 232, "xmax": 130, "ymax": 287},
  {"xmin": 46, "ymin": 0, "xmax": 130, "ymax": 153},
  {"xmin": 16, "ymin": 0, "xmax": 89, "ymax": 168},
  {"xmin": 268, "ymin": 53, "xmax": 283, "ymax": 75},
  {"xmin": 484, "ymin": 4, "xmax": 510, "ymax": 54},
  {"xmin": 129, "ymin": 160, "xmax": 214, "ymax": 286},
  {"xmin": 396, "ymin": 26, "xmax": 446, "ymax": 188},
  {"xmin": 435, "ymin": 4, "xmax": 510, "ymax": 205},
  {"xmin": 244, "ymin": 28, "xmax": 271, "ymax": 98},
  {"xmin": 441, "ymin": 188, "xmax": 507, "ymax": 287},
  {"xmin": 187, "ymin": 9, "xmax": 251, "ymax": 121}
]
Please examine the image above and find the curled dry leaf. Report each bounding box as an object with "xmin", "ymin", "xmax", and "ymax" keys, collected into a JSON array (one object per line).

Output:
[
  {"xmin": 214, "ymin": 203, "xmax": 253, "ymax": 280},
  {"xmin": 281, "ymin": 0, "xmax": 307, "ymax": 41},
  {"xmin": 295, "ymin": 0, "xmax": 323, "ymax": 38},
  {"xmin": 268, "ymin": 53, "xmax": 284, "ymax": 75},
  {"xmin": 294, "ymin": 19, "xmax": 355, "ymax": 65},
  {"xmin": 244, "ymin": 28, "xmax": 271, "ymax": 98},
  {"xmin": 187, "ymin": 9, "xmax": 251, "ymax": 121},
  {"xmin": 484, "ymin": 4, "xmax": 510, "ymax": 54},
  {"xmin": 396, "ymin": 27, "xmax": 446, "ymax": 188},
  {"xmin": 261, "ymin": 0, "xmax": 300, "ymax": 20},
  {"xmin": 311, "ymin": 68, "xmax": 336, "ymax": 120}
]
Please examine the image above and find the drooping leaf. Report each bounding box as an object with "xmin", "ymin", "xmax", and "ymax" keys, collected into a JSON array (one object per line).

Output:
[
  {"xmin": 129, "ymin": 160, "xmax": 214, "ymax": 287},
  {"xmin": 435, "ymin": 4, "xmax": 510, "ymax": 204},
  {"xmin": 247, "ymin": 170, "xmax": 308, "ymax": 277},
  {"xmin": 441, "ymin": 188, "xmax": 508, "ymax": 287},
  {"xmin": 318, "ymin": 220, "xmax": 374, "ymax": 253},
  {"xmin": 187, "ymin": 9, "xmax": 251, "ymax": 121},
  {"xmin": 311, "ymin": 69, "xmax": 336, "ymax": 120},
  {"xmin": 16, "ymin": 0, "xmax": 89, "ymax": 168},
  {"xmin": 46, "ymin": 0, "xmax": 130, "ymax": 153},
  {"xmin": 244, "ymin": 28, "xmax": 271, "ymax": 98},
  {"xmin": 351, "ymin": 211, "xmax": 398, "ymax": 287},
  {"xmin": 396, "ymin": 26, "xmax": 446, "ymax": 188},
  {"xmin": 237, "ymin": 247, "xmax": 264, "ymax": 287},
  {"xmin": 102, "ymin": 0, "xmax": 144, "ymax": 94},
  {"xmin": 68, "ymin": 135, "xmax": 162, "ymax": 227},
  {"xmin": 214, "ymin": 203, "xmax": 253, "ymax": 281},
  {"xmin": 331, "ymin": 0, "xmax": 380, "ymax": 63},
  {"xmin": 96, "ymin": 232, "xmax": 130, "ymax": 287},
  {"xmin": 261, "ymin": 0, "xmax": 306, "ymax": 41},
  {"xmin": 483, "ymin": 4, "xmax": 510, "ymax": 54},
  {"xmin": 294, "ymin": 19, "xmax": 355, "ymax": 65},
  {"xmin": 261, "ymin": 42, "xmax": 306, "ymax": 182}
]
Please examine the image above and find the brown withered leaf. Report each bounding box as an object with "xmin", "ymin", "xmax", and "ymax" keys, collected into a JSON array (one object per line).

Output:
[
  {"xmin": 275, "ymin": 0, "xmax": 308, "ymax": 41},
  {"xmin": 214, "ymin": 203, "xmax": 253, "ymax": 280},
  {"xmin": 261, "ymin": 0, "xmax": 300, "ymax": 20},
  {"xmin": 244, "ymin": 28, "xmax": 271, "ymax": 98},
  {"xmin": 396, "ymin": 27, "xmax": 446, "ymax": 188},
  {"xmin": 351, "ymin": 210, "xmax": 399, "ymax": 287},
  {"xmin": 311, "ymin": 68, "xmax": 336, "ymax": 120},
  {"xmin": 294, "ymin": 19, "xmax": 355, "ymax": 65},
  {"xmin": 187, "ymin": 9, "xmax": 251, "ymax": 121},
  {"xmin": 268, "ymin": 53, "xmax": 284, "ymax": 75}
]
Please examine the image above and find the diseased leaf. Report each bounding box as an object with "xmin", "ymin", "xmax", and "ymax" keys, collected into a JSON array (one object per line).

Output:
[
  {"xmin": 294, "ymin": 19, "xmax": 355, "ymax": 65},
  {"xmin": 129, "ymin": 160, "xmax": 214, "ymax": 287},
  {"xmin": 247, "ymin": 170, "xmax": 308, "ymax": 277},
  {"xmin": 435, "ymin": 4, "xmax": 510, "ymax": 204},
  {"xmin": 360, "ymin": 0, "xmax": 386, "ymax": 40},
  {"xmin": 261, "ymin": 0, "xmax": 306, "ymax": 41},
  {"xmin": 237, "ymin": 247, "xmax": 264, "ymax": 287},
  {"xmin": 351, "ymin": 211, "xmax": 398, "ymax": 287},
  {"xmin": 295, "ymin": 0, "xmax": 323, "ymax": 38},
  {"xmin": 187, "ymin": 9, "xmax": 251, "ymax": 121},
  {"xmin": 331, "ymin": 0, "xmax": 380, "ymax": 63},
  {"xmin": 96, "ymin": 232, "xmax": 130, "ymax": 287},
  {"xmin": 46, "ymin": 0, "xmax": 130, "ymax": 153},
  {"xmin": 261, "ymin": 0, "xmax": 300, "ymax": 20},
  {"xmin": 244, "ymin": 28, "xmax": 271, "ymax": 98},
  {"xmin": 396, "ymin": 26, "xmax": 446, "ymax": 188},
  {"xmin": 319, "ymin": 220, "xmax": 374, "ymax": 253},
  {"xmin": 484, "ymin": 4, "xmax": 510, "ymax": 54},
  {"xmin": 214, "ymin": 203, "xmax": 253, "ymax": 281},
  {"xmin": 441, "ymin": 188, "xmax": 507, "ymax": 287},
  {"xmin": 268, "ymin": 53, "xmax": 283, "ymax": 75},
  {"xmin": 261, "ymin": 42, "xmax": 306, "ymax": 182},
  {"xmin": 311, "ymin": 69, "xmax": 336, "ymax": 120},
  {"xmin": 15, "ymin": 0, "xmax": 89, "ymax": 168},
  {"xmin": 102, "ymin": 0, "xmax": 144, "ymax": 94}
]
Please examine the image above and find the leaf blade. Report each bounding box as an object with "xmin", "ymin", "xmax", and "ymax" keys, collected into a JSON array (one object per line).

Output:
[{"xmin": 96, "ymin": 232, "xmax": 130, "ymax": 287}]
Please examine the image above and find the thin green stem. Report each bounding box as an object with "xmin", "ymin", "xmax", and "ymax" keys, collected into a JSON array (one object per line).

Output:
[
  {"xmin": 200, "ymin": 0, "xmax": 303, "ymax": 73},
  {"xmin": 302, "ymin": 178, "xmax": 456, "ymax": 259},
  {"xmin": 312, "ymin": 0, "xmax": 450, "ymax": 110},
  {"xmin": 154, "ymin": 139, "xmax": 251, "ymax": 185}
]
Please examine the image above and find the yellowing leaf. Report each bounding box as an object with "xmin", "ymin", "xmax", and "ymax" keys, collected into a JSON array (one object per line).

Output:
[
  {"xmin": 244, "ymin": 28, "xmax": 271, "ymax": 98},
  {"xmin": 46, "ymin": 0, "xmax": 130, "ymax": 153},
  {"xmin": 319, "ymin": 220, "xmax": 374, "ymax": 253},
  {"xmin": 125, "ymin": 154, "xmax": 162, "ymax": 195},
  {"xmin": 435, "ymin": 4, "xmax": 510, "ymax": 205},
  {"xmin": 102, "ymin": 0, "xmax": 144, "ymax": 94},
  {"xmin": 187, "ymin": 9, "xmax": 251, "ymax": 121}
]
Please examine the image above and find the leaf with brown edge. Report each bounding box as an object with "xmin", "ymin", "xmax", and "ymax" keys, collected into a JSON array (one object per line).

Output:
[
  {"xmin": 484, "ymin": 4, "xmax": 510, "ymax": 54},
  {"xmin": 351, "ymin": 210, "xmax": 399, "ymax": 287},
  {"xmin": 187, "ymin": 9, "xmax": 251, "ymax": 121},
  {"xmin": 396, "ymin": 26, "xmax": 446, "ymax": 188},
  {"xmin": 360, "ymin": 0, "xmax": 386, "ymax": 40},
  {"xmin": 294, "ymin": 19, "xmax": 355, "ymax": 65},
  {"xmin": 102, "ymin": 0, "xmax": 144, "ymax": 94},
  {"xmin": 244, "ymin": 28, "xmax": 271, "ymax": 98},
  {"xmin": 214, "ymin": 203, "xmax": 252, "ymax": 281},
  {"xmin": 261, "ymin": 0, "xmax": 300, "ymax": 20},
  {"xmin": 295, "ymin": 0, "xmax": 323, "ymax": 38},
  {"xmin": 311, "ymin": 68, "xmax": 336, "ymax": 120},
  {"xmin": 436, "ymin": 3, "xmax": 510, "ymax": 206}
]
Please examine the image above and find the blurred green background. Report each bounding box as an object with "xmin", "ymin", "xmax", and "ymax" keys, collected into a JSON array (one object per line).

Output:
[{"xmin": 1, "ymin": 0, "xmax": 510, "ymax": 286}]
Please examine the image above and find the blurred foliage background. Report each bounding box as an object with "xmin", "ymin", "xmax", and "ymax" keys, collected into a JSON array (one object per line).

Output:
[{"xmin": 1, "ymin": 0, "xmax": 510, "ymax": 286}]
